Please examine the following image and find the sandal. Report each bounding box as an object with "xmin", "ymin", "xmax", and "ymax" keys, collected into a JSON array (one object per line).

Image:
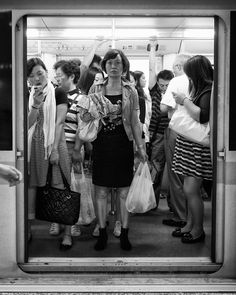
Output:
[
  {"xmin": 71, "ymin": 224, "xmax": 81, "ymax": 237},
  {"xmin": 49, "ymin": 223, "xmax": 60, "ymax": 236}
]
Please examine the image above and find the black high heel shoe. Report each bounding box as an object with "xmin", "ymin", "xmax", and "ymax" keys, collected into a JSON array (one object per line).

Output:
[
  {"xmin": 172, "ymin": 227, "xmax": 190, "ymax": 237},
  {"xmin": 181, "ymin": 231, "xmax": 205, "ymax": 244}
]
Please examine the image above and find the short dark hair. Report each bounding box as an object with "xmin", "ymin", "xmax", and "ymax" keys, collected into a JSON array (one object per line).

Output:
[
  {"xmin": 53, "ymin": 59, "xmax": 67, "ymax": 70},
  {"xmin": 54, "ymin": 59, "xmax": 81, "ymax": 84},
  {"xmin": 27, "ymin": 57, "xmax": 47, "ymax": 77},
  {"xmin": 70, "ymin": 58, "xmax": 82, "ymax": 67},
  {"xmin": 101, "ymin": 49, "xmax": 130, "ymax": 75},
  {"xmin": 157, "ymin": 70, "xmax": 174, "ymax": 81}
]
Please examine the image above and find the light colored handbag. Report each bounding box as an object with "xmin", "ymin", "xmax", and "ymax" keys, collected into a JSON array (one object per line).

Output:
[
  {"xmin": 78, "ymin": 118, "xmax": 99, "ymax": 142},
  {"xmin": 169, "ymin": 105, "xmax": 210, "ymax": 146}
]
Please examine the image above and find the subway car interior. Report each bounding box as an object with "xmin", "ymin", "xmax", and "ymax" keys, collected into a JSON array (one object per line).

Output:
[
  {"xmin": 26, "ymin": 16, "xmax": 215, "ymax": 262},
  {"xmin": 0, "ymin": 1, "xmax": 236, "ymax": 291}
]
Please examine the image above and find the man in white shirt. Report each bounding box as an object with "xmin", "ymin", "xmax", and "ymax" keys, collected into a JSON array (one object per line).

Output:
[{"xmin": 160, "ymin": 54, "xmax": 191, "ymax": 228}]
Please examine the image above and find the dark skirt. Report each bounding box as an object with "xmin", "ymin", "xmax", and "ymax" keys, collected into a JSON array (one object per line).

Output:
[{"xmin": 92, "ymin": 125, "xmax": 134, "ymax": 187}]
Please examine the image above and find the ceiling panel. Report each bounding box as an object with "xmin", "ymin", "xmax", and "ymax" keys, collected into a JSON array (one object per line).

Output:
[{"xmin": 27, "ymin": 16, "xmax": 214, "ymax": 57}]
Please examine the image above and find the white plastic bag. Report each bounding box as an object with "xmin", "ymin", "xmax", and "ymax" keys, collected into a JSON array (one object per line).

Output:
[
  {"xmin": 126, "ymin": 162, "xmax": 156, "ymax": 213},
  {"xmin": 71, "ymin": 166, "xmax": 81, "ymax": 193},
  {"xmin": 78, "ymin": 164, "xmax": 96, "ymax": 225}
]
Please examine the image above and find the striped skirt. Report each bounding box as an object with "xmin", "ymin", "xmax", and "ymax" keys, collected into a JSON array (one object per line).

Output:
[{"xmin": 172, "ymin": 135, "xmax": 212, "ymax": 180}]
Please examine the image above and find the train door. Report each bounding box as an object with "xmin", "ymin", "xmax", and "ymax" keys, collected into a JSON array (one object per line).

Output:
[{"xmin": 14, "ymin": 13, "xmax": 224, "ymax": 273}]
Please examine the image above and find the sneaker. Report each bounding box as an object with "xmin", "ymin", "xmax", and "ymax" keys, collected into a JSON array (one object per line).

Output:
[
  {"xmin": 92, "ymin": 223, "xmax": 100, "ymax": 237},
  {"xmin": 113, "ymin": 221, "xmax": 121, "ymax": 238},
  {"xmin": 49, "ymin": 223, "xmax": 60, "ymax": 236},
  {"xmin": 71, "ymin": 224, "xmax": 81, "ymax": 237}
]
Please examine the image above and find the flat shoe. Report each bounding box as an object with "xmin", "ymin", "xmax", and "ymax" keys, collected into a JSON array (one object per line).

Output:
[
  {"xmin": 181, "ymin": 231, "xmax": 205, "ymax": 244},
  {"xmin": 162, "ymin": 219, "xmax": 187, "ymax": 228},
  {"xmin": 172, "ymin": 228, "xmax": 190, "ymax": 237}
]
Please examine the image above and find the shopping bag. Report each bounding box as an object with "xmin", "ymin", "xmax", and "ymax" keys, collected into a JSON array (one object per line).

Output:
[
  {"xmin": 78, "ymin": 164, "xmax": 96, "ymax": 225},
  {"xmin": 70, "ymin": 166, "xmax": 81, "ymax": 193},
  {"xmin": 126, "ymin": 162, "xmax": 156, "ymax": 213}
]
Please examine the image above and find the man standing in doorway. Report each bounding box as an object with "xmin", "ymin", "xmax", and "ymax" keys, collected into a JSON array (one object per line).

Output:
[{"xmin": 160, "ymin": 54, "xmax": 191, "ymax": 228}]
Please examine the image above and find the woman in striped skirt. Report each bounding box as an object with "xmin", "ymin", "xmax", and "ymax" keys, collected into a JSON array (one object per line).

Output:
[{"xmin": 171, "ymin": 55, "xmax": 213, "ymax": 243}]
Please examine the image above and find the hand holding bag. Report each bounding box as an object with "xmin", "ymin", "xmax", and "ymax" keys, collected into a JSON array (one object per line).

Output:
[
  {"xmin": 126, "ymin": 162, "xmax": 156, "ymax": 213},
  {"xmin": 78, "ymin": 164, "xmax": 96, "ymax": 225},
  {"xmin": 169, "ymin": 105, "xmax": 210, "ymax": 146},
  {"xmin": 36, "ymin": 164, "xmax": 80, "ymax": 225}
]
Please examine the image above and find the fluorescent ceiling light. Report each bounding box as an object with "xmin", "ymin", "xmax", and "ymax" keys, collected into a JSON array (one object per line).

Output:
[
  {"xmin": 62, "ymin": 28, "xmax": 112, "ymax": 38},
  {"xmin": 115, "ymin": 29, "xmax": 159, "ymax": 39},
  {"xmin": 27, "ymin": 29, "xmax": 39, "ymax": 38},
  {"xmin": 184, "ymin": 29, "xmax": 214, "ymax": 38}
]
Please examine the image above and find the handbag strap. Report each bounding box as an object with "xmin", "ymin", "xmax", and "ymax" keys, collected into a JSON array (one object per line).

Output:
[
  {"xmin": 46, "ymin": 163, "xmax": 70, "ymax": 190},
  {"xmin": 59, "ymin": 165, "xmax": 70, "ymax": 190}
]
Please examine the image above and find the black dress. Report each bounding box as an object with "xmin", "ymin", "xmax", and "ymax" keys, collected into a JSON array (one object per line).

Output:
[{"xmin": 92, "ymin": 94, "xmax": 134, "ymax": 187}]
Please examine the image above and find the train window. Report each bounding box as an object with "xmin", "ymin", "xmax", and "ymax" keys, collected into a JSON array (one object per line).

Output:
[
  {"xmin": 0, "ymin": 12, "xmax": 12, "ymax": 150},
  {"xmin": 20, "ymin": 15, "xmax": 220, "ymax": 272}
]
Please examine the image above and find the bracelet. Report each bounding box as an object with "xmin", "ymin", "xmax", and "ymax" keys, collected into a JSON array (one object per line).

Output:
[
  {"xmin": 182, "ymin": 97, "xmax": 188, "ymax": 105},
  {"xmin": 31, "ymin": 105, "xmax": 40, "ymax": 109}
]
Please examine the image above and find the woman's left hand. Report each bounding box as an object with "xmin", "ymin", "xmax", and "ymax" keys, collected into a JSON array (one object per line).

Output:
[
  {"xmin": 172, "ymin": 91, "xmax": 186, "ymax": 105},
  {"xmin": 50, "ymin": 149, "xmax": 59, "ymax": 165},
  {"xmin": 137, "ymin": 146, "xmax": 148, "ymax": 163}
]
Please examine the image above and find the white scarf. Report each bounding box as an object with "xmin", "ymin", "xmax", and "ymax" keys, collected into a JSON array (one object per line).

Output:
[{"xmin": 28, "ymin": 81, "xmax": 56, "ymax": 161}]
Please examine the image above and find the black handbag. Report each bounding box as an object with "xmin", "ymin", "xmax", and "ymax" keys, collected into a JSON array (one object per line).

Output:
[{"xmin": 35, "ymin": 164, "xmax": 80, "ymax": 225}]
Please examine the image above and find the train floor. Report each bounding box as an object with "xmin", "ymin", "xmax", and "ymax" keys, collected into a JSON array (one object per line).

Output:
[{"xmin": 28, "ymin": 197, "xmax": 212, "ymax": 258}]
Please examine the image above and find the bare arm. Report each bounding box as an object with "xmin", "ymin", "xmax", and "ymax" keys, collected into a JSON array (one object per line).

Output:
[
  {"xmin": 81, "ymin": 38, "xmax": 104, "ymax": 68},
  {"xmin": 50, "ymin": 103, "xmax": 68, "ymax": 165},
  {"xmin": 172, "ymin": 92, "xmax": 200, "ymax": 121},
  {"xmin": 72, "ymin": 128, "xmax": 85, "ymax": 164},
  {"xmin": 0, "ymin": 164, "xmax": 22, "ymax": 186},
  {"xmin": 183, "ymin": 99, "xmax": 200, "ymax": 121},
  {"xmin": 148, "ymin": 40, "xmax": 160, "ymax": 90},
  {"xmin": 130, "ymin": 107, "xmax": 147, "ymax": 162},
  {"xmin": 78, "ymin": 38, "xmax": 108, "ymax": 87}
]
